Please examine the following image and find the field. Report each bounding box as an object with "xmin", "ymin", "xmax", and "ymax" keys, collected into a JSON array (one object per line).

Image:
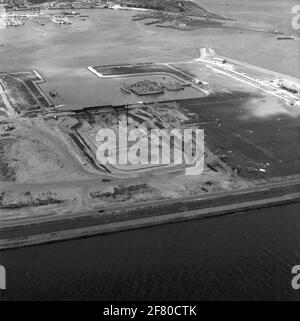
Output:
[
  {"xmin": 167, "ymin": 58, "xmax": 300, "ymax": 181},
  {"xmin": 0, "ymin": 120, "xmax": 87, "ymax": 184},
  {"xmin": 0, "ymin": 134, "xmax": 66, "ymax": 183},
  {"xmin": 177, "ymin": 94, "xmax": 300, "ymax": 180},
  {"xmin": 0, "ymin": 138, "xmax": 16, "ymax": 182}
]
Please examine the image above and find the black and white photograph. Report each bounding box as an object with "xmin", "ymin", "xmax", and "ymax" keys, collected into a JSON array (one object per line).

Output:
[{"xmin": 0, "ymin": 0, "xmax": 300, "ymax": 307}]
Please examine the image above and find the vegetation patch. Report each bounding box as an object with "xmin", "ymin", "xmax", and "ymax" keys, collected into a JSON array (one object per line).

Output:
[
  {"xmin": 0, "ymin": 191, "xmax": 63, "ymax": 209},
  {"xmin": 3, "ymin": 137, "xmax": 65, "ymax": 183},
  {"xmin": 0, "ymin": 138, "xmax": 17, "ymax": 182}
]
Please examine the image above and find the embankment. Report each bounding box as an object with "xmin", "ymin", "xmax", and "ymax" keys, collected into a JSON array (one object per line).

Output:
[{"xmin": 1, "ymin": 182, "xmax": 300, "ymax": 250}]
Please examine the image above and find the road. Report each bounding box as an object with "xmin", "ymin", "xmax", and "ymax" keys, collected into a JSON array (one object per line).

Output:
[
  {"xmin": 1, "ymin": 176, "xmax": 300, "ymax": 249},
  {"xmin": 2, "ymin": 174, "xmax": 300, "ymax": 229}
]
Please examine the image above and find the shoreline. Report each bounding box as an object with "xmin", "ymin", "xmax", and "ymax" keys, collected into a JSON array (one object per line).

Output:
[{"xmin": 1, "ymin": 182, "xmax": 300, "ymax": 250}]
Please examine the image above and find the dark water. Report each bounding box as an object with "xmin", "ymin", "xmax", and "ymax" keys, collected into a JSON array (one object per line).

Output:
[{"xmin": 1, "ymin": 204, "xmax": 300, "ymax": 300}]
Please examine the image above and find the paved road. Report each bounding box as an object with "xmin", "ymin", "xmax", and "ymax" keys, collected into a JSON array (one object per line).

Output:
[
  {"xmin": 1, "ymin": 178, "xmax": 300, "ymax": 249},
  {"xmin": 1, "ymin": 175, "xmax": 300, "ymax": 229}
]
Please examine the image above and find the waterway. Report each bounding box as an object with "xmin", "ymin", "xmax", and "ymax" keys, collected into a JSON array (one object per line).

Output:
[
  {"xmin": 0, "ymin": 6, "xmax": 299, "ymax": 108},
  {"xmin": 1, "ymin": 204, "xmax": 300, "ymax": 300}
]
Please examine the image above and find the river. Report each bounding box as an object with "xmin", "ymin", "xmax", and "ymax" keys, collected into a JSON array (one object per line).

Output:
[{"xmin": 0, "ymin": 204, "xmax": 300, "ymax": 300}]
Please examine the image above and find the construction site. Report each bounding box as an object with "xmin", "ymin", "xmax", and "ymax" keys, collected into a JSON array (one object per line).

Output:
[{"xmin": 1, "ymin": 48, "xmax": 300, "ymax": 248}]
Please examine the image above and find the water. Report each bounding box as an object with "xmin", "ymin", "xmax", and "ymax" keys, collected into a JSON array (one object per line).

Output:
[
  {"xmin": 1, "ymin": 204, "xmax": 300, "ymax": 300},
  {"xmin": 1, "ymin": 8, "xmax": 299, "ymax": 104}
]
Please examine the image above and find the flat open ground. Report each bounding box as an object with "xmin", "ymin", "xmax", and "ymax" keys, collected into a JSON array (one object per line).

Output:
[{"xmin": 173, "ymin": 57, "xmax": 300, "ymax": 180}]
